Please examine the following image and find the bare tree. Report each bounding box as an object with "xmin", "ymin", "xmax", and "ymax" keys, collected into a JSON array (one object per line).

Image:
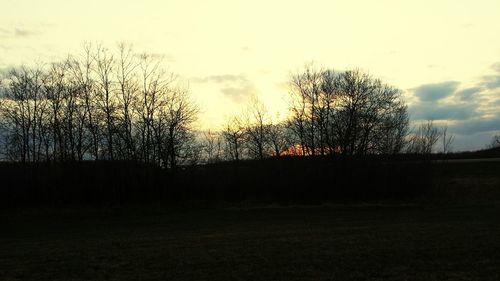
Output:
[
  {"xmin": 288, "ymin": 66, "xmax": 409, "ymax": 156},
  {"xmin": 157, "ymin": 87, "xmax": 199, "ymax": 169},
  {"xmin": 407, "ymin": 120, "xmax": 441, "ymax": 154},
  {"xmin": 202, "ymin": 129, "xmax": 223, "ymax": 163},
  {"xmin": 93, "ymin": 45, "xmax": 116, "ymax": 160},
  {"xmin": 0, "ymin": 66, "xmax": 47, "ymax": 162},
  {"xmin": 267, "ymin": 121, "xmax": 290, "ymax": 157},
  {"xmin": 0, "ymin": 43, "xmax": 200, "ymax": 167},
  {"xmin": 135, "ymin": 53, "xmax": 172, "ymax": 163},
  {"xmin": 71, "ymin": 43, "xmax": 101, "ymax": 160},
  {"xmin": 372, "ymin": 95, "xmax": 409, "ymax": 154},
  {"xmin": 67, "ymin": 48, "xmax": 96, "ymax": 161},
  {"xmin": 441, "ymin": 125, "xmax": 454, "ymax": 154},
  {"xmin": 318, "ymin": 69, "xmax": 337, "ymax": 154},
  {"xmin": 115, "ymin": 43, "xmax": 138, "ymax": 160},
  {"xmin": 289, "ymin": 64, "xmax": 323, "ymax": 156},
  {"xmin": 489, "ymin": 134, "xmax": 500, "ymax": 148},
  {"xmin": 244, "ymin": 95, "xmax": 270, "ymax": 159},
  {"xmin": 45, "ymin": 62, "xmax": 70, "ymax": 161},
  {"xmin": 222, "ymin": 116, "xmax": 246, "ymax": 161},
  {"xmin": 332, "ymin": 70, "xmax": 408, "ymax": 155}
]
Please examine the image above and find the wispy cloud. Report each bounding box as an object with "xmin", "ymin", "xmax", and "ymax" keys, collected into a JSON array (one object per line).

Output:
[
  {"xmin": 482, "ymin": 76, "xmax": 500, "ymax": 90},
  {"xmin": 479, "ymin": 63, "xmax": 500, "ymax": 90},
  {"xmin": 412, "ymin": 81, "xmax": 459, "ymax": 102},
  {"xmin": 456, "ymin": 87, "xmax": 482, "ymax": 101},
  {"xmin": 193, "ymin": 74, "xmax": 248, "ymax": 84},
  {"xmin": 410, "ymin": 103, "xmax": 476, "ymax": 121},
  {"xmin": 0, "ymin": 27, "xmax": 42, "ymax": 39},
  {"xmin": 492, "ymin": 63, "xmax": 500, "ymax": 73},
  {"xmin": 409, "ymin": 80, "xmax": 474, "ymax": 121},
  {"xmin": 14, "ymin": 28, "xmax": 36, "ymax": 37},
  {"xmin": 450, "ymin": 117, "xmax": 500, "ymax": 135},
  {"xmin": 193, "ymin": 74, "xmax": 257, "ymax": 103}
]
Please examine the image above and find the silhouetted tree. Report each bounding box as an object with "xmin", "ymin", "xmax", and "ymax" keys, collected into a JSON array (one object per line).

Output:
[
  {"xmin": 94, "ymin": 45, "xmax": 116, "ymax": 160},
  {"xmin": 0, "ymin": 43, "xmax": 199, "ymax": 167},
  {"xmin": 115, "ymin": 43, "xmax": 139, "ymax": 160},
  {"xmin": 0, "ymin": 66, "xmax": 47, "ymax": 162},
  {"xmin": 267, "ymin": 121, "xmax": 290, "ymax": 157},
  {"xmin": 74, "ymin": 43, "xmax": 101, "ymax": 160},
  {"xmin": 222, "ymin": 117, "xmax": 245, "ymax": 161},
  {"xmin": 157, "ymin": 87, "xmax": 199, "ymax": 169},
  {"xmin": 407, "ymin": 120, "xmax": 440, "ymax": 154},
  {"xmin": 287, "ymin": 66, "xmax": 409, "ymax": 156},
  {"xmin": 202, "ymin": 129, "xmax": 223, "ymax": 163},
  {"xmin": 318, "ymin": 69, "xmax": 337, "ymax": 154},
  {"xmin": 66, "ymin": 47, "xmax": 96, "ymax": 161},
  {"xmin": 135, "ymin": 53, "xmax": 172, "ymax": 163},
  {"xmin": 289, "ymin": 64, "xmax": 323, "ymax": 156},
  {"xmin": 489, "ymin": 134, "xmax": 500, "ymax": 148},
  {"xmin": 332, "ymin": 70, "xmax": 409, "ymax": 155},
  {"xmin": 441, "ymin": 125, "xmax": 454, "ymax": 154},
  {"xmin": 244, "ymin": 95, "xmax": 270, "ymax": 159}
]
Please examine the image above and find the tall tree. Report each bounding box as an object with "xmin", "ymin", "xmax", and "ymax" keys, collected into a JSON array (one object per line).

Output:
[
  {"xmin": 94, "ymin": 45, "xmax": 116, "ymax": 160},
  {"xmin": 115, "ymin": 43, "xmax": 139, "ymax": 160},
  {"xmin": 244, "ymin": 95, "xmax": 270, "ymax": 160},
  {"xmin": 289, "ymin": 64, "xmax": 323, "ymax": 156},
  {"xmin": 222, "ymin": 117, "xmax": 245, "ymax": 161},
  {"xmin": 158, "ymin": 87, "xmax": 199, "ymax": 169},
  {"xmin": 288, "ymin": 67, "xmax": 409, "ymax": 156},
  {"xmin": 407, "ymin": 120, "xmax": 441, "ymax": 154}
]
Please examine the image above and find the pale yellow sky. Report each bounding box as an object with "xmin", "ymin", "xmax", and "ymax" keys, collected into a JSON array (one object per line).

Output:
[{"xmin": 1, "ymin": 0, "xmax": 500, "ymax": 149}]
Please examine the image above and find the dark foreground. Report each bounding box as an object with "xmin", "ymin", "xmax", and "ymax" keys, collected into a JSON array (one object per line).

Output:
[{"xmin": 1, "ymin": 204, "xmax": 500, "ymax": 281}]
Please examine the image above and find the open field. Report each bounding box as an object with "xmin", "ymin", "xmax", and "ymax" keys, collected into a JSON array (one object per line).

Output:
[
  {"xmin": 1, "ymin": 204, "xmax": 500, "ymax": 281},
  {"xmin": 1, "ymin": 159, "xmax": 500, "ymax": 280}
]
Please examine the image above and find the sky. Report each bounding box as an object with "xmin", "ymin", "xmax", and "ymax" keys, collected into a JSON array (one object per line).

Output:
[{"xmin": 1, "ymin": 0, "xmax": 500, "ymax": 151}]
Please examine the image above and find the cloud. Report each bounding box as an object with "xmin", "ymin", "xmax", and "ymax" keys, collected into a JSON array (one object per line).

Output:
[
  {"xmin": 452, "ymin": 131, "xmax": 497, "ymax": 152},
  {"xmin": 412, "ymin": 81, "xmax": 459, "ymax": 102},
  {"xmin": 14, "ymin": 28, "xmax": 36, "ymax": 37},
  {"xmin": 409, "ymin": 64, "xmax": 500, "ymax": 150},
  {"xmin": 193, "ymin": 74, "xmax": 257, "ymax": 103},
  {"xmin": 492, "ymin": 63, "xmax": 500, "ymax": 73},
  {"xmin": 193, "ymin": 74, "xmax": 248, "ymax": 84},
  {"xmin": 409, "ymin": 103, "xmax": 476, "ymax": 121},
  {"xmin": 456, "ymin": 87, "xmax": 482, "ymax": 101},
  {"xmin": 478, "ymin": 63, "xmax": 500, "ymax": 90},
  {"xmin": 460, "ymin": 23, "xmax": 474, "ymax": 29},
  {"xmin": 450, "ymin": 117, "xmax": 500, "ymax": 135},
  {"xmin": 0, "ymin": 27, "xmax": 41, "ymax": 38},
  {"xmin": 482, "ymin": 76, "xmax": 500, "ymax": 90},
  {"xmin": 409, "ymin": 81, "xmax": 476, "ymax": 121},
  {"xmin": 220, "ymin": 84, "xmax": 257, "ymax": 103}
]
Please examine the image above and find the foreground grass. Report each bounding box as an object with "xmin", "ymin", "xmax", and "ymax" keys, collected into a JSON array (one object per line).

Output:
[{"xmin": 1, "ymin": 204, "xmax": 500, "ymax": 281}]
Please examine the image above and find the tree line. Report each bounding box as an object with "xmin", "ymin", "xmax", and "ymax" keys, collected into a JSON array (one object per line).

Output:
[
  {"xmin": 0, "ymin": 45, "xmax": 455, "ymax": 166},
  {"xmin": 211, "ymin": 65, "xmax": 451, "ymax": 162},
  {"xmin": 0, "ymin": 44, "xmax": 198, "ymax": 169}
]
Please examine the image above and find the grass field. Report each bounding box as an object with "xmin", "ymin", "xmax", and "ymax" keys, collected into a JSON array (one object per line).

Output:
[{"xmin": 1, "ymin": 204, "xmax": 500, "ymax": 280}]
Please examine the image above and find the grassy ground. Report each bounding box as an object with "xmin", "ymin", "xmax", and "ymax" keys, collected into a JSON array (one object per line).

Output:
[{"xmin": 1, "ymin": 204, "xmax": 500, "ymax": 281}]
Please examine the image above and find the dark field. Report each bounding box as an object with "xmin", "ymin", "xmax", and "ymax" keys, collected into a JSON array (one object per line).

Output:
[
  {"xmin": 2, "ymin": 160, "xmax": 500, "ymax": 280},
  {"xmin": 1, "ymin": 204, "xmax": 500, "ymax": 281}
]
